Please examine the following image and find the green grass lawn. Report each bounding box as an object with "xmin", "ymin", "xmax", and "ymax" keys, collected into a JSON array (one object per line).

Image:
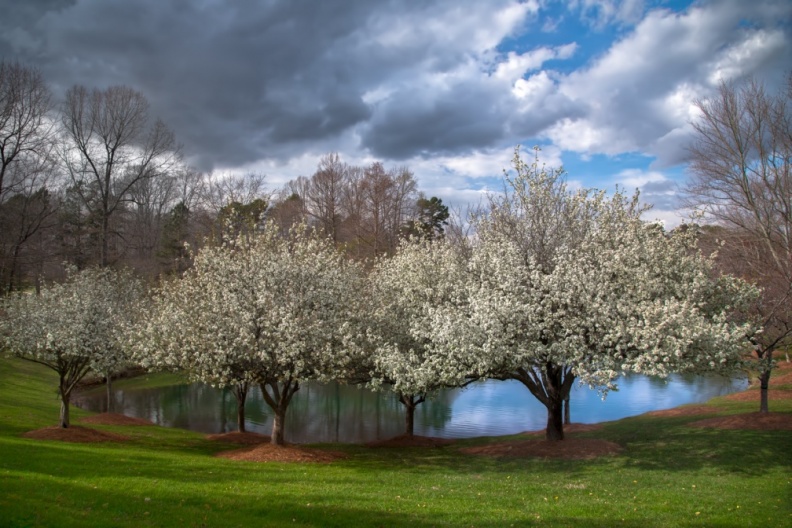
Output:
[{"xmin": 1, "ymin": 357, "xmax": 790, "ymax": 528}]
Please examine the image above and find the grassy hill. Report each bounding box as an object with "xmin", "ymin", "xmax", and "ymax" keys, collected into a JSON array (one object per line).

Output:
[{"xmin": 0, "ymin": 357, "xmax": 790, "ymax": 527}]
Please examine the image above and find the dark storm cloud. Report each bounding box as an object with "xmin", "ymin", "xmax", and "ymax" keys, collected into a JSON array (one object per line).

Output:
[
  {"xmin": 0, "ymin": 0, "xmax": 526, "ymax": 170},
  {"xmin": 11, "ymin": 0, "xmax": 385, "ymax": 168},
  {"xmin": 361, "ymin": 83, "xmax": 509, "ymax": 159},
  {"xmin": 4, "ymin": 0, "xmax": 786, "ymax": 179},
  {"xmin": 0, "ymin": 0, "xmax": 77, "ymax": 57}
]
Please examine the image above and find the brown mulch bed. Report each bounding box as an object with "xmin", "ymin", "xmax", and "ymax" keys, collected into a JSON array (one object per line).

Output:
[
  {"xmin": 767, "ymin": 361, "xmax": 792, "ymax": 386},
  {"xmin": 206, "ymin": 431, "xmax": 271, "ymax": 444},
  {"xmin": 644, "ymin": 405, "xmax": 717, "ymax": 418},
  {"xmin": 771, "ymin": 370, "xmax": 792, "ymax": 385},
  {"xmin": 22, "ymin": 425, "xmax": 129, "ymax": 443},
  {"xmin": 216, "ymin": 443, "xmax": 347, "ymax": 463},
  {"xmin": 366, "ymin": 434, "xmax": 455, "ymax": 448},
  {"xmin": 688, "ymin": 412, "xmax": 792, "ymax": 431},
  {"xmin": 80, "ymin": 413, "xmax": 154, "ymax": 426},
  {"xmin": 461, "ymin": 438, "xmax": 622, "ymax": 459},
  {"xmin": 723, "ymin": 389, "xmax": 792, "ymax": 402}
]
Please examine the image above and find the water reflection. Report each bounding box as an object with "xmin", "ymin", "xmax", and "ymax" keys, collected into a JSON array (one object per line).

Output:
[{"xmin": 76, "ymin": 373, "xmax": 746, "ymax": 443}]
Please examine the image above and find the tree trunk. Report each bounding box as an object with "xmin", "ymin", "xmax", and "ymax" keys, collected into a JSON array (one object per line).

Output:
[
  {"xmin": 563, "ymin": 394, "xmax": 571, "ymax": 425},
  {"xmin": 758, "ymin": 348, "xmax": 773, "ymax": 413},
  {"xmin": 260, "ymin": 379, "xmax": 300, "ymax": 446},
  {"xmin": 101, "ymin": 210, "xmax": 109, "ymax": 268},
  {"xmin": 6, "ymin": 243, "xmax": 20, "ymax": 294},
  {"xmin": 398, "ymin": 393, "xmax": 424, "ymax": 437},
  {"xmin": 511, "ymin": 364, "xmax": 573, "ymax": 442},
  {"xmin": 106, "ymin": 374, "xmax": 113, "ymax": 413},
  {"xmin": 545, "ymin": 399, "xmax": 564, "ymax": 441},
  {"xmin": 59, "ymin": 391, "xmax": 71, "ymax": 429},
  {"xmin": 237, "ymin": 401, "xmax": 246, "ymax": 433},
  {"xmin": 233, "ymin": 384, "xmax": 248, "ymax": 433},
  {"xmin": 759, "ymin": 371, "xmax": 770, "ymax": 413},
  {"xmin": 404, "ymin": 400, "xmax": 415, "ymax": 437},
  {"xmin": 271, "ymin": 409, "xmax": 286, "ymax": 445}
]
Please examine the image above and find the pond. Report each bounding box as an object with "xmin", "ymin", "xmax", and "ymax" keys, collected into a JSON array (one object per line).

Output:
[{"xmin": 75, "ymin": 373, "xmax": 747, "ymax": 443}]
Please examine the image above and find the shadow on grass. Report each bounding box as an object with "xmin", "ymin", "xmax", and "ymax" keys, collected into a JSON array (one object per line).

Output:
[
  {"xmin": 0, "ymin": 478, "xmax": 437, "ymax": 528},
  {"xmin": 6, "ymin": 409, "xmax": 792, "ymax": 482},
  {"xmin": 596, "ymin": 414, "xmax": 792, "ymax": 475},
  {"xmin": 0, "ymin": 469, "xmax": 665, "ymax": 528}
]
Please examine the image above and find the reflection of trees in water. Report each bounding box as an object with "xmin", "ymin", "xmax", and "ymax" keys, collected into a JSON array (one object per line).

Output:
[
  {"xmin": 243, "ymin": 382, "xmax": 456, "ymax": 442},
  {"xmin": 77, "ymin": 374, "xmax": 742, "ymax": 442},
  {"xmin": 167, "ymin": 384, "xmax": 222, "ymax": 432},
  {"xmin": 97, "ymin": 383, "xmax": 238, "ymax": 434},
  {"xmin": 643, "ymin": 375, "xmax": 672, "ymax": 391},
  {"xmin": 669, "ymin": 373, "xmax": 747, "ymax": 397},
  {"xmin": 153, "ymin": 384, "xmax": 227, "ymax": 433},
  {"xmin": 418, "ymin": 388, "xmax": 457, "ymax": 431},
  {"xmin": 81, "ymin": 380, "xmax": 458, "ymax": 441},
  {"xmin": 619, "ymin": 372, "xmax": 745, "ymax": 399},
  {"xmin": 237, "ymin": 388, "xmax": 269, "ymax": 431},
  {"xmin": 283, "ymin": 383, "xmax": 407, "ymax": 443}
]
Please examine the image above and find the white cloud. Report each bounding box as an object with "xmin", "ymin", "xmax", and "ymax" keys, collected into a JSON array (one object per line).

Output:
[
  {"xmin": 614, "ymin": 168, "xmax": 667, "ymax": 189},
  {"xmin": 543, "ymin": 1, "xmax": 791, "ymax": 164},
  {"xmin": 361, "ymin": 86, "xmax": 394, "ymax": 106},
  {"xmin": 641, "ymin": 208, "xmax": 687, "ymax": 229},
  {"xmin": 707, "ymin": 29, "xmax": 789, "ymax": 85},
  {"xmin": 372, "ymin": 1, "xmax": 536, "ymax": 53},
  {"xmin": 512, "ymin": 70, "xmax": 556, "ymax": 100},
  {"xmin": 571, "ymin": 0, "xmax": 646, "ymax": 28},
  {"xmin": 495, "ymin": 43, "xmax": 577, "ymax": 82},
  {"xmin": 545, "ymin": 117, "xmax": 636, "ymax": 155},
  {"xmin": 495, "ymin": 48, "xmax": 556, "ymax": 80},
  {"xmin": 414, "ymin": 144, "xmax": 563, "ymax": 180}
]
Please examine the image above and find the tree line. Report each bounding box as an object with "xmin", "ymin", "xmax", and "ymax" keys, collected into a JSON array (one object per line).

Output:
[
  {"xmin": 1, "ymin": 60, "xmax": 788, "ymax": 443},
  {"xmin": 0, "ymin": 61, "xmax": 450, "ymax": 292},
  {"xmin": 0, "ymin": 148, "xmax": 760, "ymax": 445}
]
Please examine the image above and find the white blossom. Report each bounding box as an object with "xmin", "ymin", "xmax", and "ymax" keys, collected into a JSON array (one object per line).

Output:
[
  {"xmin": 366, "ymin": 238, "xmax": 470, "ymax": 434},
  {"xmin": 430, "ymin": 148, "xmax": 756, "ymax": 440},
  {"xmin": 1, "ymin": 267, "xmax": 144, "ymax": 427},
  {"xmin": 135, "ymin": 224, "xmax": 364, "ymax": 444}
]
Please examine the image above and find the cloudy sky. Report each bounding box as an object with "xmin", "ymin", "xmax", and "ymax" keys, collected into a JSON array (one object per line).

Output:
[{"xmin": 2, "ymin": 0, "xmax": 790, "ymax": 225}]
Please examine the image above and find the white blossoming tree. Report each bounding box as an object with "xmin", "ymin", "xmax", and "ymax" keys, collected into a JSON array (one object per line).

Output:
[
  {"xmin": 136, "ymin": 224, "xmax": 364, "ymax": 444},
  {"xmin": 367, "ymin": 238, "xmax": 470, "ymax": 437},
  {"xmin": 431, "ymin": 149, "xmax": 756, "ymax": 441},
  {"xmin": 1, "ymin": 267, "xmax": 144, "ymax": 428}
]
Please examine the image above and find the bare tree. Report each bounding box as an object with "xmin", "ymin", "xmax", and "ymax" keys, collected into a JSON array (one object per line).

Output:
[
  {"xmin": 154, "ymin": 165, "xmax": 206, "ymax": 273},
  {"xmin": 302, "ymin": 152, "xmax": 348, "ymax": 243},
  {"xmin": 0, "ymin": 61, "xmax": 53, "ymax": 202},
  {"xmin": 279, "ymin": 155, "xmax": 419, "ymax": 259},
  {"xmin": 684, "ymin": 75, "xmax": 792, "ymax": 412},
  {"xmin": 444, "ymin": 201, "xmax": 481, "ymax": 254},
  {"xmin": 0, "ymin": 169, "xmax": 60, "ymax": 293},
  {"xmin": 200, "ymin": 172, "xmax": 267, "ymax": 216},
  {"xmin": 354, "ymin": 162, "xmax": 417, "ymax": 258},
  {"xmin": 170, "ymin": 165, "xmax": 206, "ymax": 213},
  {"xmin": 340, "ymin": 164, "xmax": 367, "ymax": 258},
  {"xmin": 386, "ymin": 166, "xmax": 419, "ymax": 247},
  {"xmin": 0, "ymin": 61, "xmax": 59, "ymax": 291},
  {"xmin": 198, "ymin": 172, "xmax": 270, "ymax": 243},
  {"xmin": 60, "ymin": 85, "xmax": 179, "ymax": 267},
  {"xmin": 268, "ymin": 191, "xmax": 307, "ymax": 238},
  {"xmin": 124, "ymin": 168, "xmax": 179, "ymax": 275}
]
